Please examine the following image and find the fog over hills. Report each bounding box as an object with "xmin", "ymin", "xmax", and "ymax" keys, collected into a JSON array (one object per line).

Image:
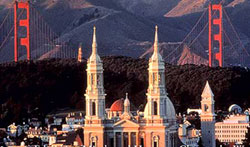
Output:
[{"xmin": 0, "ymin": 0, "xmax": 250, "ymax": 65}]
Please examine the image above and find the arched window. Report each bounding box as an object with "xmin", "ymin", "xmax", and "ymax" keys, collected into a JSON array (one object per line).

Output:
[
  {"xmin": 140, "ymin": 138, "xmax": 144, "ymax": 147},
  {"xmin": 153, "ymin": 141, "xmax": 157, "ymax": 147},
  {"xmin": 92, "ymin": 102, "xmax": 96, "ymax": 116},
  {"xmin": 152, "ymin": 136, "xmax": 159, "ymax": 147},
  {"xmin": 97, "ymin": 74, "xmax": 101, "ymax": 86},
  {"xmin": 91, "ymin": 136, "xmax": 97, "ymax": 147},
  {"xmin": 154, "ymin": 101, "xmax": 158, "ymax": 115},
  {"xmin": 158, "ymin": 73, "xmax": 161, "ymax": 83},
  {"xmin": 204, "ymin": 104, "xmax": 209, "ymax": 112},
  {"xmin": 90, "ymin": 74, "xmax": 93, "ymax": 85}
]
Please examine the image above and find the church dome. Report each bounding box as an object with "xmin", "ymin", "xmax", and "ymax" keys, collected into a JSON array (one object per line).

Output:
[
  {"xmin": 144, "ymin": 97, "xmax": 176, "ymax": 120},
  {"xmin": 165, "ymin": 98, "xmax": 176, "ymax": 120},
  {"xmin": 228, "ymin": 104, "xmax": 242, "ymax": 114},
  {"xmin": 110, "ymin": 99, "xmax": 124, "ymax": 111}
]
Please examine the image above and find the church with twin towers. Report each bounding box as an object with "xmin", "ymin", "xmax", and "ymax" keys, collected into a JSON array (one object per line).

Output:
[{"xmin": 81, "ymin": 26, "xmax": 216, "ymax": 147}]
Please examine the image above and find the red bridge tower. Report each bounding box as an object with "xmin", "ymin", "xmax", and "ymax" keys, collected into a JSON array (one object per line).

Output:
[
  {"xmin": 14, "ymin": 0, "xmax": 30, "ymax": 62},
  {"xmin": 209, "ymin": 3, "xmax": 223, "ymax": 67}
]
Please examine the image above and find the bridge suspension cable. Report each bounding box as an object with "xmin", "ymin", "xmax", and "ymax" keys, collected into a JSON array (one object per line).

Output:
[
  {"xmin": 164, "ymin": 9, "xmax": 208, "ymax": 62},
  {"xmin": 223, "ymin": 8, "xmax": 250, "ymax": 57}
]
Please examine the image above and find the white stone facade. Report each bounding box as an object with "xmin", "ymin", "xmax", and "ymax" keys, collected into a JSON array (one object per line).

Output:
[{"xmin": 83, "ymin": 26, "xmax": 178, "ymax": 147}]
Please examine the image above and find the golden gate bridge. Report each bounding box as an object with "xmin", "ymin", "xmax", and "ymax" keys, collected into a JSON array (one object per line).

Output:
[
  {"xmin": 0, "ymin": 0, "xmax": 77, "ymax": 63},
  {"xmin": 0, "ymin": 0, "xmax": 249, "ymax": 67},
  {"xmin": 140, "ymin": 2, "xmax": 250, "ymax": 67}
]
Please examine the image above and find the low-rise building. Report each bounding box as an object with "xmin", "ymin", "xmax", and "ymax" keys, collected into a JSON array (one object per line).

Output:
[
  {"xmin": 215, "ymin": 114, "xmax": 249, "ymax": 144},
  {"xmin": 26, "ymin": 127, "xmax": 43, "ymax": 138},
  {"xmin": 62, "ymin": 112, "xmax": 84, "ymax": 132},
  {"xmin": 178, "ymin": 117, "xmax": 200, "ymax": 147},
  {"xmin": 50, "ymin": 132, "xmax": 83, "ymax": 147},
  {"xmin": 7, "ymin": 123, "xmax": 23, "ymax": 137}
]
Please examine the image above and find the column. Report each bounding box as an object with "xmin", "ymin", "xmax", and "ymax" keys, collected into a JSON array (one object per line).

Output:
[
  {"xmin": 121, "ymin": 132, "xmax": 124, "ymax": 147},
  {"xmin": 158, "ymin": 99, "xmax": 160, "ymax": 116},
  {"xmin": 144, "ymin": 133, "xmax": 146, "ymax": 147},
  {"xmin": 96, "ymin": 100, "xmax": 99, "ymax": 116},
  {"xmin": 136, "ymin": 132, "xmax": 139, "ymax": 146},
  {"xmin": 128, "ymin": 132, "xmax": 131, "ymax": 147},
  {"xmin": 87, "ymin": 99, "xmax": 90, "ymax": 116}
]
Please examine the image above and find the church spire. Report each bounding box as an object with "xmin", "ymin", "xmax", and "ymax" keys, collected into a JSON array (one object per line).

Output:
[
  {"xmin": 201, "ymin": 81, "xmax": 214, "ymax": 99},
  {"xmin": 151, "ymin": 25, "xmax": 163, "ymax": 61},
  {"xmin": 122, "ymin": 93, "xmax": 132, "ymax": 119},
  {"xmin": 124, "ymin": 93, "xmax": 130, "ymax": 108},
  {"xmin": 90, "ymin": 26, "xmax": 101, "ymax": 62},
  {"xmin": 92, "ymin": 26, "xmax": 97, "ymax": 55},
  {"xmin": 154, "ymin": 25, "xmax": 159, "ymax": 54}
]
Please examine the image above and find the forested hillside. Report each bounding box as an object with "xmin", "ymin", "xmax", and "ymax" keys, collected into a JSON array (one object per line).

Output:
[{"xmin": 0, "ymin": 56, "xmax": 250, "ymax": 127}]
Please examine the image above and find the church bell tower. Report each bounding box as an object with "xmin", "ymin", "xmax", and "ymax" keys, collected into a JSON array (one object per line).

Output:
[
  {"xmin": 84, "ymin": 26, "xmax": 106, "ymax": 147},
  {"xmin": 85, "ymin": 26, "xmax": 106, "ymax": 121},
  {"xmin": 143, "ymin": 26, "xmax": 177, "ymax": 147},
  {"xmin": 145, "ymin": 26, "xmax": 168, "ymax": 119},
  {"xmin": 200, "ymin": 81, "xmax": 216, "ymax": 147}
]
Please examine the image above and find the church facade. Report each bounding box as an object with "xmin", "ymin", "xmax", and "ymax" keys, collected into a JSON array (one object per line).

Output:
[{"xmin": 83, "ymin": 26, "xmax": 178, "ymax": 147}]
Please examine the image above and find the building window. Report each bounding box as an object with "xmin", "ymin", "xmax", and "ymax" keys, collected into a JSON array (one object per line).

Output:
[
  {"xmin": 152, "ymin": 136, "xmax": 159, "ymax": 147},
  {"xmin": 153, "ymin": 141, "xmax": 158, "ymax": 147},
  {"xmin": 91, "ymin": 136, "xmax": 97, "ymax": 147},
  {"xmin": 92, "ymin": 102, "xmax": 96, "ymax": 116},
  {"xmin": 140, "ymin": 138, "xmax": 144, "ymax": 147},
  {"xmin": 110, "ymin": 138, "xmax": 114, "ymax": 147},
  {"xmin": 154, "ymin": 101, "xmax": 158, "ymax": 115},
  {"xmin": 204, "ymin": 104, "xmax": 208, "ymax": 112}
]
